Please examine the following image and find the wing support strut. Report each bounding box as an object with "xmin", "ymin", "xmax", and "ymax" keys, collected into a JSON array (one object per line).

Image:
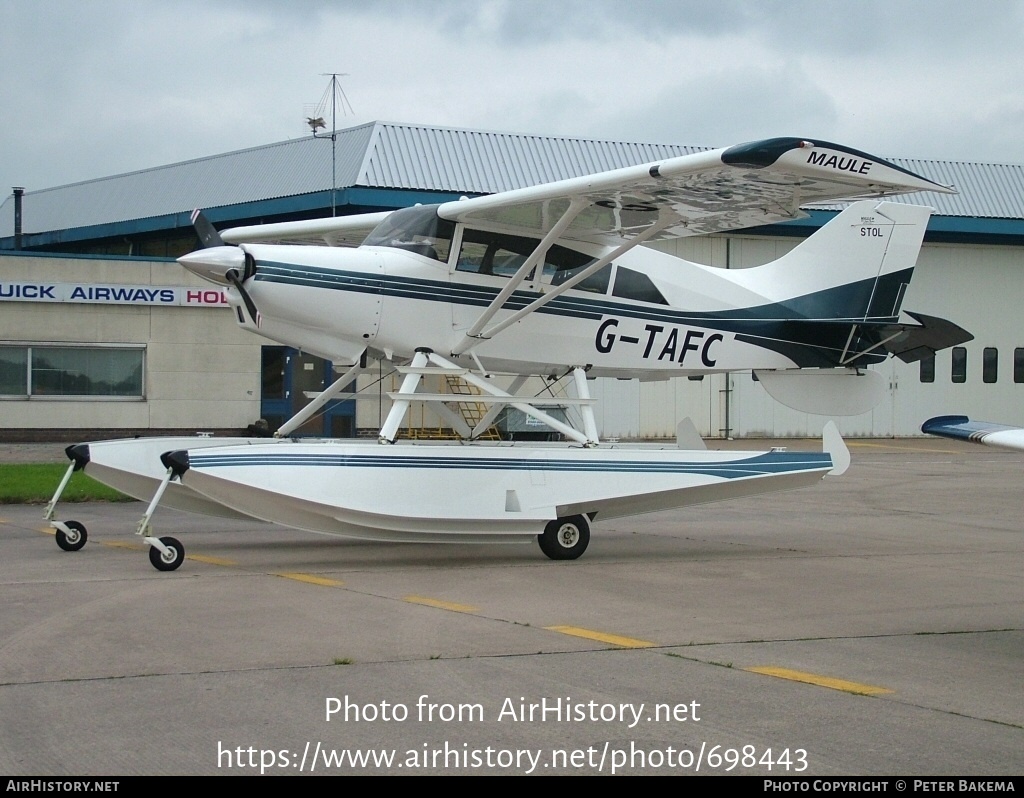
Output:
[
  {"xmin": 452, "ymin": 210, "xmax": 675, "ymax": 355},
  {"xmin": 454, "ymin": 197, "xmax": 590, "ymax": 352},
  {"xmin": 274, "ymin": 357, "xmax": 365, "ymax": 438}
]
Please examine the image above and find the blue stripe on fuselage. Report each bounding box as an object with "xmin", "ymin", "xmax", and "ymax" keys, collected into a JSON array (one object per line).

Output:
[{"xmin": 253, "ymin": 260, "xmax": 907, "ymax": 331}]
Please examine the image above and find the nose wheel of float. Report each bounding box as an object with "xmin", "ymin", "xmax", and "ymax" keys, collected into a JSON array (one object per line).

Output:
[
  {"xmin": 46, "ymin": 452, "xmax": 188, "ymax": 571},
  {"xmin": 147, "ymin": 536, "xmax": 185, "ymax": 571},
  {"xmin": 136, "ymin": 466, "xmax": 186, "ymax": 571},
  {"xmin": 46, "ymin": 457, "xmax": 91, "ymax": 553},
  {"xmin": 54, "ymin": 520, "xmax": 88, "ymax": 552}
]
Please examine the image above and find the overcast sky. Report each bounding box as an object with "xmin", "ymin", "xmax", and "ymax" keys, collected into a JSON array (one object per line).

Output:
[{"xmin": 3, "ymin": 0, "xmax": 1023, "ymax": 199}]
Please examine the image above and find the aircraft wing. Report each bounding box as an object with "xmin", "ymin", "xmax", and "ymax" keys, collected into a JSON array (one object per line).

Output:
[
  {"xmin": 437, "ymin": 137, "xmax": 954, "ymax": 246},
  {"xmin": 921, "ymin": 416, "xmax": 1024, "ymax": 452},
  {"xmin": 221, "ymin": 211, "xmax": 393, "ymax": 247}
]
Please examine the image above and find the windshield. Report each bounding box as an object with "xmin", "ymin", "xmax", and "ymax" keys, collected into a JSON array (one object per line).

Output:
[{"xmin": 364, "ymin": 205, "xmax": 454, "ymax": 262}]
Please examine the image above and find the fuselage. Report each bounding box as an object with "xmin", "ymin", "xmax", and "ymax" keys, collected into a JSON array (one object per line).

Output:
[
  {"xmin": 239, "ymin": 241, "xmax": 804, "ymax": 375},
  {"xmin": 182, "ymin": 200, "xmax": 921, "ymax": 375}
]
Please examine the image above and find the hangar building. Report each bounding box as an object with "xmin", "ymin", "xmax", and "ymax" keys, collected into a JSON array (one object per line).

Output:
[{"xmin": 2, "ymin": 121, "xmax": 1023, "ymax": 441}]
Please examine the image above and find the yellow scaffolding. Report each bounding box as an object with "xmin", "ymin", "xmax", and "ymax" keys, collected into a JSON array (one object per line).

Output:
[{"xmin": 401, "ymin": 375, "xmax": 502, "ymax": 440}]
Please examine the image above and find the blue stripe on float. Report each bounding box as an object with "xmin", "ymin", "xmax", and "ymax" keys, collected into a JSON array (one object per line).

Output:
[{"xmin": 189, "ymin": 451, "xmax": 833, "ymax": 480}]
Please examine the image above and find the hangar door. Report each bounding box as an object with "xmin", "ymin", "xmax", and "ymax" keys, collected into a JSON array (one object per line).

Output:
[{"xmin": 260, "ymin": 346, "xmax": 356, "ymax": 437}]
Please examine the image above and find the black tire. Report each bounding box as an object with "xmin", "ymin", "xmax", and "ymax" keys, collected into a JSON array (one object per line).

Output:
[
  {"xmin": 148, "ymin": 536, "xmax": 185, "ymax": 572},
  {"xmin": 538, "ymin": 515, "xmax": 590, "ymax": 560},
  {"xmin": 55, "ymin": 521, "xmax": 87, "ymax": 552}
]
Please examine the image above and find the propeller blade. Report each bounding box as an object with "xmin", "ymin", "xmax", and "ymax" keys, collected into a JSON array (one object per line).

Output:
[
  {"xmin": 190, "ymin": 209, "xmax": 225, "ymax": 248},
  {"xmin": 226, "ymin": 268, "xmax": 260, "ymax": 324}
]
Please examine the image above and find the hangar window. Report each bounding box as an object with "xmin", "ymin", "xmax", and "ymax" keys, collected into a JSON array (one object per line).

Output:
[
  {"xmin": 0, "ymin": 348, "xmax": 28, "ymax": 396},
  {"xmin": 919, "ymin": 354, "xmax": 935, "ymax": 383},
  {"xmin": 1015, "ymin": 348, "xmax": 1024, "ymax": 383},
  {"xmin": 983, "ymin": 347, "xmax": 998, "ymax": 384},
  {"xmin": 951, "ymin": 347, "xmax": 967, "ymax": 384},
  {"xmin": 0, "ymin": 345, "xmax": 144, "ymax": 399}
]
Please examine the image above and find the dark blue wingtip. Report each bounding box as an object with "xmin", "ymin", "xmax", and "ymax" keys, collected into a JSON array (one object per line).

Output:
[
  {"xmin": 721, "ymin": 137, "xmax": 810, "ymax": 168},
  {"xmin": 921, "ymin": 415, "xmax": 970, "ymax": 434}
]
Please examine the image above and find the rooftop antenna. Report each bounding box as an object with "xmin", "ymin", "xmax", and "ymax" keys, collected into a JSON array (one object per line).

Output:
[{"xmin": 306, "ymin": 73, "xmax": 354, "ymax": 217}]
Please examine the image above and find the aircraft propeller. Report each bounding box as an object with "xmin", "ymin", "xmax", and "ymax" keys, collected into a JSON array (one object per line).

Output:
[
  {"xmin": 182, "ymin": 209, "xmax": 260, "ymax": 324},
  {"xmin": 225, "ymin": 253, "xmax": 259, "ymax": 323}
]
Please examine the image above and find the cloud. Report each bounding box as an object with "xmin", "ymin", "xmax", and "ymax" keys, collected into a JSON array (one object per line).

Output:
[{"xmin": 1, "ymin": 0, "xmax": 1022, "ymax": 200}]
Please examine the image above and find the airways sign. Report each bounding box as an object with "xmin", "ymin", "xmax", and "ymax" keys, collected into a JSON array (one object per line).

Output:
[{"xmin": 0, "ymin": 281, "xmax": 228, "ymax": 307}]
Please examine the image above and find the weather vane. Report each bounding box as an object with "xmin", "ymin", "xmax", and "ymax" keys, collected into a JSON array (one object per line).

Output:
[{"xmin": 306, "ymin": 73, "xmax": 354, "ymax": 216}]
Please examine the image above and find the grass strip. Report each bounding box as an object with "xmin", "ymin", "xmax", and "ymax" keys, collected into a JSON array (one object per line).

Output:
[{"xmin": 0, "ymin": 464, "xmax": 134, "ymax": 504}]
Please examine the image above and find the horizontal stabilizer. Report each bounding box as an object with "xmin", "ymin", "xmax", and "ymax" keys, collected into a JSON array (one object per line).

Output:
[
  {"xmin": 754, "ymin": 368, "xmax": 886, "ymax": 416},
  {"xmin": 880, "ymin": 312, "xmax": 974, "ymax": 363},
  {"xmin": 921, "ymin": 416, "xmax": 1024, "ymax": 452}
]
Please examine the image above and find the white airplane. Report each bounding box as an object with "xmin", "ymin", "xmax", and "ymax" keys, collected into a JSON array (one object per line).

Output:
[
  {"xmin": 922, "ymin": 416, "xmax": 1024, "ymax": 451},
  {"xmin": 46, "ymin": 137, "xmax": 971, "ymax": 571}
]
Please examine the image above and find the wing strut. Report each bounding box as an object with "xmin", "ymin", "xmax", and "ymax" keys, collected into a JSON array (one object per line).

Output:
[
  {"xmin": 274, "ymin": 357, "xmax": 365, "ymax": 438},
  {"xmin": 452, "ymin": 211, "xmax": 674, "ymax": 356},
  {"xmin": 455, "ymin": 197, "xmax": 590, "ymax": 351}
]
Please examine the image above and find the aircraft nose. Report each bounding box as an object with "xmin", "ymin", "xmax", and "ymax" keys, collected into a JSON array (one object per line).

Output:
[{"xmin": 177, "ymin": 246, "xmax": 245, "ymax": 285}]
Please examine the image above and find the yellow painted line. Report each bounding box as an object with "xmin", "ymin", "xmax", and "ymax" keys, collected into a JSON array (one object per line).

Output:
[
  {"xmin": 745, "ymin": 666, "xmax": 893, "ymax": 695},
  {"xmin": 404, "ymin": 595, "xmax": 479, "ymax": 613},
  {"xmin": 276, "ymin": 572, "xmax": 344, "ymax": 588},
  {"xmin": 39, "ymin": 527, "xmax": 55, "ymax": 535},
  {"xmin": 101, "ymin": 540, "xmax": 145, "ymax": 550},
  {"xmin": 186, "ymin": 554, "xmax": 237, "ymax": 566},
  {"xmin": 847, "ymin": 442, "xmax": 958, "ymax": 454},
  {"xmin": 545, "ymin": 625, "xmax": 655, "ymax": 649}
]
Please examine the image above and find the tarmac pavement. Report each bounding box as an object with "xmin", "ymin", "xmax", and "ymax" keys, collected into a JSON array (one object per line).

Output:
[{"xmin": 0, "ymin": 437, "xmax": 1021, "ymax": 775}]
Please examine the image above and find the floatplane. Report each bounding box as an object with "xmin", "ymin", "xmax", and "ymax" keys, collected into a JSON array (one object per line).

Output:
[{"xmin": 46, "ymin": 137, "xmax": 971, "ymax": 570}]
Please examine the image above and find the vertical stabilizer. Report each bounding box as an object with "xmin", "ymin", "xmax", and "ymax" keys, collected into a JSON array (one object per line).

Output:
[{"xmin": 733, "ymin": 200, "xmax": 932, "ymax": 322}]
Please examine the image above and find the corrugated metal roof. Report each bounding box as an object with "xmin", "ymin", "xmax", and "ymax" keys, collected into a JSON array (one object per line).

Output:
[
  {"xmin": 2, "ymin": 121, "xmax": 1022, "ymax": 237},
  {"xmin": 809, "ymin": 158, "xmax": 1024, "ymax": 219},
  {"xmin": 0, "ymin": 122, "xmax": 378, "ymax": 236}
]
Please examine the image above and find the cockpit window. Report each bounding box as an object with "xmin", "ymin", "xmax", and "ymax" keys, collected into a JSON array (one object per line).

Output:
[
  {"xmin": 611, "ymin": 267, "xmax": 668, "ymax": 305},
  {"xmin": 364, "ymin": 205, "xmax": 454, "ymax": 263},
  {"xmin": 551, "ymin": 262, "xmax": 612, "ymax": 294},
  {"xmin": 456, "ymin": 228, "xmax": 610, "ymax": 294}
]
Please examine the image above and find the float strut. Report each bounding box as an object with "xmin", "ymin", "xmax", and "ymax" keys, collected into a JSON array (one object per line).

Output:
[
  {"xmin": 378, "ymin": 349, "xmax": 430, "ymax": 443},
  {"xmin": 136, "ymin": 466, "xmax": 177, "ymax": 555}
]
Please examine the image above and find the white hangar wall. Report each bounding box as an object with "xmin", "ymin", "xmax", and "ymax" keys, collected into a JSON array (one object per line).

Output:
[{"xmin": 0, "ymin": 253, "xmax": 261, "ymax": 433}]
